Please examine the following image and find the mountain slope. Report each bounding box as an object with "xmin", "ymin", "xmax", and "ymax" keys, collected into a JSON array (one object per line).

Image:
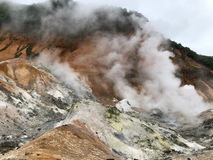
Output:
[
  {"xmin": 1, "ymin": 124, "xmax": 120, "ymax": 160},
  {"xmin": 0, "ymin": 58, "xmax": 82, "ymax": 154},
  {"xmin": 0, "ymin": 32, "xmax": 212, "ymax": 103},
  {"xmin": 170, "ymin": 41, "xmax": 213, "ymax": 102},
  {"xmin": 0, "ymin": 0, "xmax": 212, "ymax": 160}
]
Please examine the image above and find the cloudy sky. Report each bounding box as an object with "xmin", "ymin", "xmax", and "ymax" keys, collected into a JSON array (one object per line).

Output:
[{"xmin": 8, "ymin": 0, "xmax": 213, "ymax": 56}]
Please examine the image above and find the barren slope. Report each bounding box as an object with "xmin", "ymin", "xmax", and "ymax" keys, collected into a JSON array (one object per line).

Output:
[
  {"xmin": 0, "ymin": 33, "xmax": 212, "ymax": 103},
  {"xmin": 0, "ymin": 1, "xmax": 212, "ymax": 159},
  {"xmin": 1, "ymin": 124, "xmax": 120, "ymax": 160}
]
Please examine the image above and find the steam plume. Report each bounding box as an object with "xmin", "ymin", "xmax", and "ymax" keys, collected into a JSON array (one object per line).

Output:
[
  {"xmin": 81, "ymin": 17, "xmax": 212, "ymax": 116},
  {"xmin": 0, "ymin": 0, "xmax": 211, "ymax": 117},
  {"xmin": 35, "ymin": 53, "xmax": 90, "ymax": 98}
]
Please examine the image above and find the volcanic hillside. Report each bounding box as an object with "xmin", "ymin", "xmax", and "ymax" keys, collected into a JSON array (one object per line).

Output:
[{"xmin": 0, "ymin": 0, "xmax": 212, "ymax": 160}]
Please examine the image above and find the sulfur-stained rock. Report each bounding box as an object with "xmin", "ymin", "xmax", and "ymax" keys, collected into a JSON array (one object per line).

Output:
[{"xmin": 0, "ymin": 58, "xmax": 82, "ymax": 153}]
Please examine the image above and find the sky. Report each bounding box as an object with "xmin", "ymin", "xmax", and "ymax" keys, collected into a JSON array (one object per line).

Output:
[{"xmin": 8, "ymin": 0, "xmax": 213, "ymax": 56}]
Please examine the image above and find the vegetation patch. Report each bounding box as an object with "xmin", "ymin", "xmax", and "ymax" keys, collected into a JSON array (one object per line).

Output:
[
  {"xmin": 104, "ymin": 107, "xmax": 121, "ymax": 121},
  {"xmin": 26, "ymin": 43, "xmax": 35, "ymax": 58},
  {"xmin": 170, "ymin": 40, "xmax": 213, "ymax": 70},
  {"xmin": 0, "ymin": 0, "xmax": 147, "ymax": 39}
]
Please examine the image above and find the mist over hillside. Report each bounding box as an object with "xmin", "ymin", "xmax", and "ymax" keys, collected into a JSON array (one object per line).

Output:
[
  {"xmin": 0, "ymin": 0, "xmax": 147, "ymax": 36},
  {"xmin": 0, "ymin": 0, "xmax": 212, "ymax": 119}
]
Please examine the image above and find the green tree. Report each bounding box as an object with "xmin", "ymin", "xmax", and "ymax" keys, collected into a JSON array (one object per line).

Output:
[
  {"xmin": 50, "ymin": 0, "xmax": 74, "ymax": 10},
  {"xmin": 170, "ymin": 40, "xmax": 213, "ymax": 70}
]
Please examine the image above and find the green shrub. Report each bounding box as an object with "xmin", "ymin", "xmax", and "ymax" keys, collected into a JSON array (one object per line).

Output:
[{"xmin": 170, "ymin": 40, "xmax": 213, "ymax": 70}]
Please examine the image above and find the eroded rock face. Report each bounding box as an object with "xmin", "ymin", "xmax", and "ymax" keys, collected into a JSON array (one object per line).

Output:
[
  {"xmin": 0, "ymin": 58, "xmax": 55, "ymax": 92},
  {"xmin": 54, "ymin": 99, "xmax": 205, "ymax": 160},
  {"xmin": 0, "ymin": 5, "xmax": 212, "ymax": 159},
  {"xmin": 0, "ymin": 58, "xmax": 211, "ymax": 160},
  {"xmin": 0, "ymin": 58, "xmax": 80, "ymax": 153},
  {"xmin": 1, "ymin": 124, "xmax": 120, "ymax": 160},
  {"xmin": 0, "ymin": 32, "xmax": 213, "ymax": 104},
  {"xmin": 178, "ymin": 109, "xmax": 213, "ymax": 150}
]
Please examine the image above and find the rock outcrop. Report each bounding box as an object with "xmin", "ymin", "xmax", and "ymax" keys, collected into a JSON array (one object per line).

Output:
[
  {"xmin": 0, "ymin": 1, "xmax": 212, "ymax": 160},
  {"xmin": 1, "ymin": 124, "xmax": 120, "ymax": 160}
]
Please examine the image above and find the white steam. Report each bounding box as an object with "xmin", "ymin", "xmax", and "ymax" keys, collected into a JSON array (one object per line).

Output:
[
  {"xmin": 136, "ymin": 30, "xmax": 209, "ymax": 115},
  {"xmin": 91, "ymin": 17, "xmax": 212, "ymax": 116},
  {"xmin": 35, "ymin": 53, "xmax": 90, "ymax": 97},
  {"xmin": 12, "ymin": 1, "xmax": 210, "ymax": 116}
]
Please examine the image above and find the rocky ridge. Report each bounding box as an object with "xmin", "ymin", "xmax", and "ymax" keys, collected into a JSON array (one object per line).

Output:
[
  {"xmin": 0, "ymin": 58, "xmax": 211, "ymax": 159},
  {"xmin": 0, "ymin": 0, "xmax": 212, "ymax": 160},
  {"xmin": 0, "ymin": 58, "xmax": 82, "ymax": 154}
]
